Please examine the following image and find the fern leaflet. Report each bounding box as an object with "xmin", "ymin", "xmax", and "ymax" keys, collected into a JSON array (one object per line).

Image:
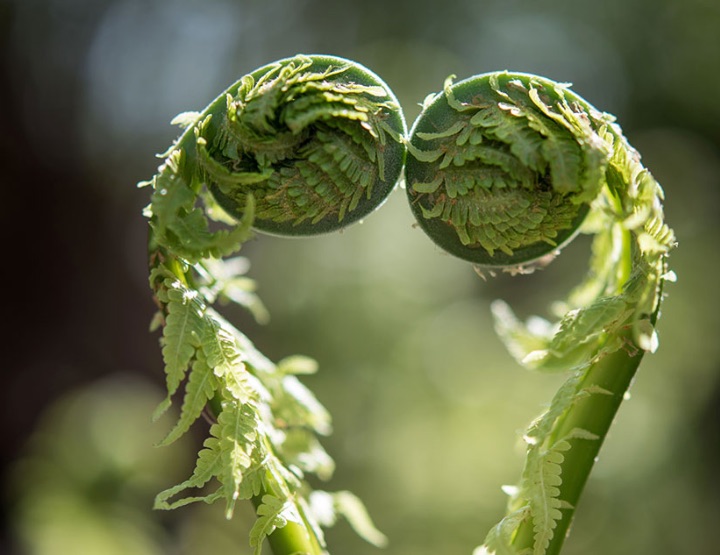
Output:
[{"xmin": 250, "ymin": 494, "xmax": 293, "ymax": 554}]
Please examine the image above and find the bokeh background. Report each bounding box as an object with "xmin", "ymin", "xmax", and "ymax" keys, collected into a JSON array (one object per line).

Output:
[{"xmin": 2, "ymin": 0, "xmax": 719, "ymax": 554}]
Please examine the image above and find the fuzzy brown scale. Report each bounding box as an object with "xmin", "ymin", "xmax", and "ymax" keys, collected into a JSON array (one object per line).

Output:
[{"xmin": 192, "ymin": 55, "xmax": 406, "ymax": 236}]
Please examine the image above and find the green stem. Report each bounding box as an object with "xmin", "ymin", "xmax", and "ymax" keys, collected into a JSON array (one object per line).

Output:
[
  {"xmin": 265, "ymin": 522, "xmax": 323, "ymax": 555},
  {"xmin": 250, "ymin": 495, "xmax": 325, "ymax": 555},
  {"xmin": 511, "ymin": 332, "xmax": 644, "ymax": 554}
]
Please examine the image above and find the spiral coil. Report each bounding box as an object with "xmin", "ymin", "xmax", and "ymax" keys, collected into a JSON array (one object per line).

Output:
[
  {"xmin": 195, "ymin": 54, "xmax": 407, "ymax": 236},
  {"xmin": 405, "ymin": 72, "xmax": 615, "ymax": 267}
]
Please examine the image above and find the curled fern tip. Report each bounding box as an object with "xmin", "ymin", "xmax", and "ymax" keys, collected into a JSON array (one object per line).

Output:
[
  {"xmin": 406, "ymin": 72, "xmax": 614, "ymax": 267},
  {"xmin": 204, "ymin": 54, "xmax": 407, "ymax": 236}
]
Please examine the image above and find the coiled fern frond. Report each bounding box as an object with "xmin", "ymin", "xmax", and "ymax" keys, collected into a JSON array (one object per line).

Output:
[
  {"xmin": 189, "ymin": 54, "xmax": 405, "ymax": 236},
  {"xmin": 143, "ymin": 54, "xmax": 405, "ymax": 555},
  {"xmin": 406, "ymin": 72, "xmax": 676, "ymax": 555},
  {"xmin": 406, "ymin": 73, "xmax": 614, "ymax": 267}
]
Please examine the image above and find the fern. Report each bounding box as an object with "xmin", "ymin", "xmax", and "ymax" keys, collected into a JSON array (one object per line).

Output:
[
  {"xmin": 405, "ymin": 71, "xmax": 675, "ymax": 555},
  {"xmin": 201, "ymin": 313, "xmax": 256, "ymax": 404},
  {"xmin": 154, "ymin": 437, "xmax": 224, "ymax": 510},
  {"xmin": 160, "ymin": 352, "xmax": 218, "ymax": 447},
  {"xmin": 525, "ymin": 440, "xmax": 566, "ymax": 555},
  {"xmin": 215, "ymin": 399, "xmax": 259, "ymax": 518},
  {"xmin": 144, "ymin": 54, "xmax": 399, "ymax": 555},
  {"xmin": 143, "ymin": 56, "xmax": 675, "ymax": 555}
]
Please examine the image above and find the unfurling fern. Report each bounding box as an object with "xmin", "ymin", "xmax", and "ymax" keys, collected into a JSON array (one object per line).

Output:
[
  {"xmin": 406, "ymin": 72, "xmax": 675, "ymax": 555},
  {"xmin": 142, "ymin": 53, "xmax": 675, "ymax": 555},
  {"xmin": 143, "ymin": 54, "xmax": 405, "ymax": 554}
]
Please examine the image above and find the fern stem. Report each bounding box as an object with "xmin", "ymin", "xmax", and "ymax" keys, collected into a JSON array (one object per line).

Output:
[{"xmin": 511, "ymin": 331, "xmax": 644, "ymax": 554}]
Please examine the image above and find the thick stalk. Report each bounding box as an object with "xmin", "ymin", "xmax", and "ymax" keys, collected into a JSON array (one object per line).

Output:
[{"xmin": 511, "ymin": 332, "xmax": 644, "ymax": 554}]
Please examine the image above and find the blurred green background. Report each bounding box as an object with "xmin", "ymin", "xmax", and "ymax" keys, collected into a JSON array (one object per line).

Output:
[{"xmin": 2, "ymin": 0, "xmax": 719, "ymax": 554}]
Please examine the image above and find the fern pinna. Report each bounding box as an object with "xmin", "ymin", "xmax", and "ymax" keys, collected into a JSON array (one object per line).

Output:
[
  {"xmin": 142, "ymin": 54, "xmax": 406, "ymax": 555},
  {"xmin": 406, "ymin": 72, "xmax": 675, "ymax": 555}
]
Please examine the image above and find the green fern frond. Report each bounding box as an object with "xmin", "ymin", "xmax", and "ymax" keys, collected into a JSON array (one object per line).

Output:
[
  {"xmin": 159, "ymin": 351, "xmax": 218, "ymax": 447},
  {"xmin": 525, "ymin": 440, "xmax": 568, "ymax": 555},
  {"xmin": 469, "ymin": 104, "xmax": 547, "ymax": 173},
  {"xmin": 523, "ymin": 372, "xmax": 586, "ymax": 444},
  {"xmin": 214, "ymin": 399, "xmax": 260, "ymax": 518},
  {"xmin": 155, "ymin": 278, "xmax": 205, "ymax": 418},
  {"xmin": 201, "ymin": 314, "xmax": 256, "ymax": 404},
  {"xmin": 154, "ymin": 437, "xmax": 223, "ymax": 510}
]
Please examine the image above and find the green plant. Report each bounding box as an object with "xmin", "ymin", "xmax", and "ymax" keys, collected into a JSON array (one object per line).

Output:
[
  {"xmin": 142, "ymin": 54, "xmax": 405, "ymax": 555},
  {"xmin": 406, "ymin": 72, "xmax": 675, "ymax": 555},
  {"xmin": 142, "ymin": 55, "xmax": 675, "ymax": 555}
]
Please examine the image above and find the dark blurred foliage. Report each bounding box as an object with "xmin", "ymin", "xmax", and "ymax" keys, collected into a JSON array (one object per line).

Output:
[{"xmin": 1, "ymin": 1, "xmax": 719, "ymax": 554}]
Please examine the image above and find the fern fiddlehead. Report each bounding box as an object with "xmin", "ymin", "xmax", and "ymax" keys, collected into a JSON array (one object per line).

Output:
[
  {"xmin": 142, "ymin": 54, "xmax": 405, "ymax": 555},
  {"xmin": 197, "ymin": 54, "xmax": 405, "ymax": 236},
  {"xmin": 407, "ymin": 72, "xmax": 676, "ymax": 554},
  {"xmin": 142, "ymin": 52, "xmax": 675, "ymax": 555},
  {"xmin": 406, "ymin": 73, "xmax": 600, "ymax": 268}
]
